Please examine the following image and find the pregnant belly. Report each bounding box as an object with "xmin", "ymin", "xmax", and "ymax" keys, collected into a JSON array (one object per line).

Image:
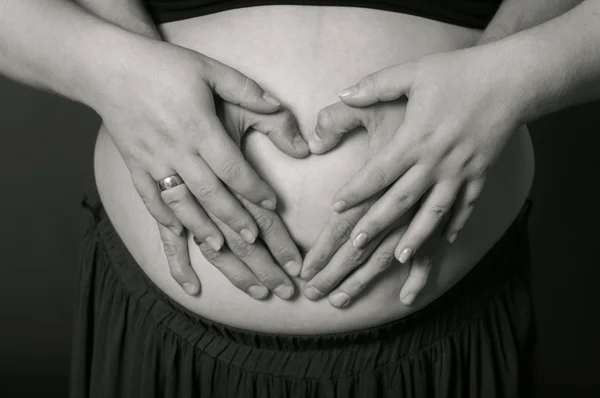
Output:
[{"xmin": 94, "ymin": 6, "xmax": 535, "ymax": 334}]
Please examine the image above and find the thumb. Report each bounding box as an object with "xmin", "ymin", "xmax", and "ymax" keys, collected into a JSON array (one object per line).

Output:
[
  {"xmin": 203, "ymin": 57, "xmax": 282, "ymax": 114},
  {"xmin": 338, "ymin": 62, "xmax": 415, "ymax": 107},
  {"xmin": 243, "ymin": 108, "xmax": 310, "ymax": 158},
  {"xmin": 310, "ymin": 102, "xmax": 365, "ymax": 155}
]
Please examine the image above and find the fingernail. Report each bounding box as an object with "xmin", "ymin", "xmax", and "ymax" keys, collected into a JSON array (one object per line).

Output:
[
  {"xmin": 300, "ymin": 267, "xmax": 316, "ymax": 281},
  {"xmin": 261, "ymin": 199, "xmax": 276, "ymax": 211},
  {"xmin": 332, "ymin": 200, "xmax": 347, "ymax": 212},
  {"xmin": 169, "ymin": 226, "xmax": 183, "ymax": 236},
  {"xmin": 293, "ymin": 134, "xmax": 309, "ymax": 154},
  {"xmin": 262, "ymin": 92, "xmax": 281, "ymax": 106},
  {"xmin": 401, "ymin": 292, "xmax": 416, "ymax": 305},
  {"xmin": 448, "ymin": 232, "xmax": 458, "ymax": 244},
  {"xmin": 284, "ymin": 261, "xmax": 302, "ymax": 276},
  {"xmin": 240, "ymin": 228, "xmax": 256, "ymax": 244},
  {"xmin": 205, "ymin": 237, "xmax": 222, "ymax": 251},
  {"xmin": 274, "ymin": 284, "xmax": 294, "ymax": 299},
  {"xmin": 398, "ymin": 248, "xmax": 414, "ymax": 264},
  {"xmin": 352, "ymin": 232, "xmax": 369, "ymax": 249},
  {"xmin": 330, "ymin": 292, "xmax": 350, "ymax": 308},
  {"xmin": 338, "ymin": 86, "xmax": 358, "ymax": 98},
  {"xmin": 304, "ymin": 286, "xmax": 323, "ymax": 301},
  {"xmin": 248, "ymin": 285, "xmax": 269, "ymax": 299},
  {"xmin": 182, "ymin": 282, "xmax": 199, "ymax": 296}
]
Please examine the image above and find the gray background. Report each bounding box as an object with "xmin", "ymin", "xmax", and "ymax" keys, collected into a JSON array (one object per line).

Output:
[{"xmin": 1, "ymin": 75, "xmax": 599, "ymax": 398}]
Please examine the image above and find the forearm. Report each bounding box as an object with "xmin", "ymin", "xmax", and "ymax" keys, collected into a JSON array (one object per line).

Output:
[
  {"xmin": 478, "ymin": 0, "xmax": 583, "ymax": 44},
  {"xmin": 0, "ymin": 1, "xmax": 146, "ymax": 108},
  {"xmin": 492, "ymin": 0, "xmax": 600, "ymax": 122},
  {"xmin": 75, "ymin": 0, "xmax": 161, "ymax": 40}
]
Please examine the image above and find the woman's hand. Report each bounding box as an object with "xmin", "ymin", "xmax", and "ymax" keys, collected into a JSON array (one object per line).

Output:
[
  {"xmin": 192, "ymin": 100, "xmax": 305, "ymax": 300},
  {"xmin": 93, "ymin": 37, "xmax": 309, "ymax": 295},
  {"xmin": 315, "ymin": 47, "xmax": 523, "ymax": 266},
  {"xmin": 301, "ymin": 100, "xmax": 439, "ymax": 307}
]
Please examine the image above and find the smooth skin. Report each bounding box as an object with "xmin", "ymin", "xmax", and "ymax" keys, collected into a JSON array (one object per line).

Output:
[{"xmin": 302, "ymin": 0, "xmax": 600, "ymax": 308}]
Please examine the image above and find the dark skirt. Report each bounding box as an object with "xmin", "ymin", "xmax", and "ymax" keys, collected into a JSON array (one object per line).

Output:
[{"xmin": 70, "ymin": 185, "xmax": 537, "ymax": 398}]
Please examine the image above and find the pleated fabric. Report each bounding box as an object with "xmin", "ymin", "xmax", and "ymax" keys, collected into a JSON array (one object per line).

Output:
[{"xmin": 70, "ymin": 185, "xmax": 537, "ymax": 398}]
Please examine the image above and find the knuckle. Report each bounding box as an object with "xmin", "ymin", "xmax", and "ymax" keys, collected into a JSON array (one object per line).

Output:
[
  {"xmin": 162, "ymin": 240, "xmax": 181, "ymax": 258},
  {"xmin": 369, "ymin": 166, "xmax": 389, "ymax": 188},
  {"xmin": 222, "ymin": 158, "xmax": 244, "ymax": 180},
  {"xmin": 254, "ymin": 212, "xmax": 276, "ymax": 235},
  {"xmin": 220, "ymin": 157, "xmax": 244, "ymax": 180},
  {"xmin": 230, "ymin": 237, "xmax": 256, "ymax": 257},
  {"xmin": 347, "ymin": 247, "xmax": 368, "ymax": 264},
  {"xmin": 429, "ymin": 204, "xmax": 449, "ymax": 219},
  {"xmin": 199, "ymin": 244, "xmax": 222, "ymax": 262},
  {"xmin": 331, "ymin": 219, "xmax": 354, "ymax": 243},
  {"xmin": 163, "ymin": 195, "xmax": 186, "ymax": 210},
  {"xmin": 194, "ymin": 183, "xmax": 218, "ymax": 202},
  {"xmin": 392, "ymin": 193, "xmax": 414, "ymax": 209},
  {"xmin": 373, "ymin": 251, "xmax": 396, "ymax": 271}
]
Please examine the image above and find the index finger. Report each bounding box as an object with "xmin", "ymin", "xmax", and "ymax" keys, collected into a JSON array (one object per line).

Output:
[
  {"xmin": 332, "ymin": 128, "xmax": 416, "ymax": 212},
  {"xmin": 235, "ymin": 193, "xmax": 303, "ymax": 276},
  {"xmin": 338, "ymin": 61, "xmax": 416, "ymax": 107},
  {"xmin": 300, "ymin": 200, "xmax": 372, "ymax": 281},
  {"xmin": 195, "ymin": 113, "xmax": 278, "ymax": 210}
]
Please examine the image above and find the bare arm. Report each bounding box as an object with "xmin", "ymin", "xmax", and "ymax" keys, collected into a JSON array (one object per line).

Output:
[
  {"xmin": 0, "ymin": 0, "xmax": 136, "ymax": 107},
  {"xmin": 486, "ymin": 0, "xmax": 600, "ymax": 122},
  {"xmin": 478, "ymin": 0, "xmax": 584, "ymax": 44},
  {"xmin": 75, "ymin": 0, "xmax": 161, "ymax": 39}
]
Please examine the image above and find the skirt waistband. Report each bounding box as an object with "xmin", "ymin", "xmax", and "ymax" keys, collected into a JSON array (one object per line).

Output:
[{"xmin": 80, "ymin": 183, "xmax": 533, "ymax": 378}]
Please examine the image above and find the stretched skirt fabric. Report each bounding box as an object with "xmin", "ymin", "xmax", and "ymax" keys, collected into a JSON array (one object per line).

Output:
[{"xmin": 70, "ymin": 185, "xmax": 537, "ymax": 398}]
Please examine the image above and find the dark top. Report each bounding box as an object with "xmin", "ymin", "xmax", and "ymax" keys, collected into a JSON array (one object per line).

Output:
[{"xmin": 142, "ymin": 0, "xmax": 502, "ymax": 29}]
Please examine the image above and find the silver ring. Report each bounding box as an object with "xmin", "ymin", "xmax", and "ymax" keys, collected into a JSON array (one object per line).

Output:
[{"xmin": 157, "ymin": 174, "xmax": 185, "ymax": 192}]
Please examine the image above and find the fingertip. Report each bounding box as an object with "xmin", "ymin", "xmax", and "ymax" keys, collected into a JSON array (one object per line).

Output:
[
  {"xmin": 400, "ymin": 292, "xmax": 416, "ymax": 306},
  {"xmin": 262, "ymin": 92, "xmax": 282, "ymax": 107},
  {"xmin": 447, "ymin": 232, "xmax": 458, "ymax": 244},
  {"xmin": 332, "ymin": 200, "xmax": 347, "ymax": 213},
  {"xmin": 261, "ymin": 199, "xmax": 277, "ymax": 211},
  {"xmin": 182, "ymin": 282, "xmax": 200, "ymax": 296},
  {"xmin": 299, "ymin": 267, "xmax": 316, "ymax": 281},
  {"xmin": 240, "ymin": 228, "xmax": 257, "ymax": 244},
  {"xmin": 308, "ymin": 137, "xmax": 327, "ymax": 155},
  {"xmin": 292, "ymin": 134, "xmax": 310, "ymax": 157},
  {"xmin": 284, "ymin": 261, "xmax": 302, "ymax": 277},
  {"xmin": 338, "ymin": 86, "xmax": 358, "ymax": 98}
]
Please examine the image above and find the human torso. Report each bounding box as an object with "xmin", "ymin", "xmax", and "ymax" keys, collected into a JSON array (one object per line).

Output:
[{"xmin": 94, "ymin": 6, "xmax": 534, "ymax": 334}]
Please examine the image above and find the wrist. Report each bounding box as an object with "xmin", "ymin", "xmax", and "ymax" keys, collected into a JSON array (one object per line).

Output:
[
  {"xmin": 76, "ymin": 22, "xmax": 156, "ymax": 112},
  {"xmin": 480, "ymin": 35, "xmax": 559, "ymax": 126}
]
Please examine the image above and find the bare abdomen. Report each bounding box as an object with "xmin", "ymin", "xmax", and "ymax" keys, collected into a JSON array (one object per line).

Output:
[{"xmin": 94, "ymin": 6, "xmax": 535, "ymax": 334}]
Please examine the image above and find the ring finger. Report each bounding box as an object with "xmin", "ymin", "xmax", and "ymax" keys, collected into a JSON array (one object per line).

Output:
[
  {"xmin": 350, "ymin": 165, "xmax": 431, "ymax": 249},
  {"xmin": 394, "ymin": 181, "xmax": 460, "ymax": 264},
  {"xmin": 158, "ymin": 176, "xmax": 225, "ymax": 251},
  {"xmin": 328, "ymin": 225, "xmax": 406, "ymax": 308},
  {"xmin": 175, "ymin": 155, "xmax": 260, "ymax": 243}
]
